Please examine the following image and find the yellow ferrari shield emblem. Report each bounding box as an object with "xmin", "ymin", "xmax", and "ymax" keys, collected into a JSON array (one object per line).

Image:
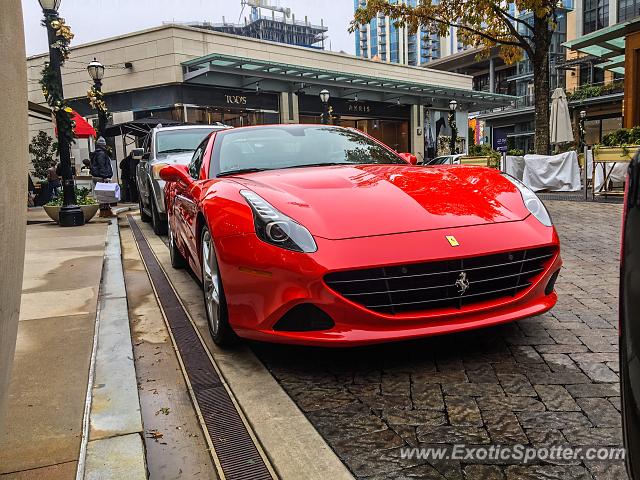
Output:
[{"xmin": 446, "ymin": 235, "xmax": 460, "ymax": 247}]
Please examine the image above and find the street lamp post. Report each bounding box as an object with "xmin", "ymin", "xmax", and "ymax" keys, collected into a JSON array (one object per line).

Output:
[
  {"xmin": 579, "ymin": 110, "xmax": 587, "ymax": 150},
  {"xmin": 320, "ymin": 89, "xmax": 330, "ymax": 125},
  {"xmin": 449, "ymin": 99, "xmax": 458, "ymax": 155},
  {"xmin": 87, "ymin": 58, "xmax": 106, "ymax": 137},
  {"xmin": 39, "ymin": 0, "xmax": 84, "ymax": 226}
]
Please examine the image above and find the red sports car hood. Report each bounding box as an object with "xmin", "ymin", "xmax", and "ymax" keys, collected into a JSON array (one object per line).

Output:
[{"xmin": 231, "ymin": 164, "xmax": 530, "ymax": 240}]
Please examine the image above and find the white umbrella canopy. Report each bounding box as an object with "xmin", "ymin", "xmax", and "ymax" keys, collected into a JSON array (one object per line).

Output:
[{"xmin": 550, "ymin": 87, "xmax": 574, "ymax": 144}]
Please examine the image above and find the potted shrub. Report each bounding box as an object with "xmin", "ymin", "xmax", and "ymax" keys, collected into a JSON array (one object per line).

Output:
[
  {"xmin": 593, "ymin": 127, "xmax": 640, "ymax": 162},
  {"xmin": 462, "ymin": 144, "xmax": 501, "ymax": 168},
  {"xmin": 43, "ymin": 187, "xmax": 100, "ymax": 223}
]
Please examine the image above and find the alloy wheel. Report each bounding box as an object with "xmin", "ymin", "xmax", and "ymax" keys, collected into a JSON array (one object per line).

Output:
[{"xmin": 202, "ymin": 230, "xmax": 220, "ymax": 336}]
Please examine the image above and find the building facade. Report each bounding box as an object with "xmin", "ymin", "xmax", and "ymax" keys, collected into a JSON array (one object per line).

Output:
[
  {"xmin": 26, "ymin": 24, "xmax": 512, "ymax": 176},
  {"xmin": 353, "ymin": 0, "xmax": 466, "ymax": 66},
  {"xmin": 423, "ymin": 1, "xmax": 638, "ymax": 154}
]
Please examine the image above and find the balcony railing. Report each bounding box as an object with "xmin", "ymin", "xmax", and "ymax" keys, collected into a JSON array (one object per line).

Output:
[{"xmin": 566, "ymin": 81, "xmax": 624, "ymax": 102}]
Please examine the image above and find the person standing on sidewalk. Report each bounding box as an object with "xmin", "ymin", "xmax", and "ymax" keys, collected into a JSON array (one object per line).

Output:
[
  {"xmin": 46, "ymin": 163, "xmax": 61, "ymax": 198},
  {"xmin": 90, "ymin": 137, "xmax": 114, "ymax": 218}
]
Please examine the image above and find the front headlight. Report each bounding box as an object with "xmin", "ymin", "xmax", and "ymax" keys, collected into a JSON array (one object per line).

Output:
[
  {"xmin": 152, "ymin": 163, "xmax": 169, "ymax": 180},
  {"xmin": 501, "ymin": 173, "xmax": 553, "ymax": 227},
  {"xmin": 240, "ymin": 190, "xmax": 317, "ymax": 253}
]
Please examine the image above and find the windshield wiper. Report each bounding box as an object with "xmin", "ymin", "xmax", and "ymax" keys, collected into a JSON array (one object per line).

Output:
[
  {"xmin": 218, "ymin": 168, "xmax": 270, "ymax": 177},
  {"xmin": 157, "ymin": 148, "xmax": 194, "ymax": 154},
  {"xmin": 281, "ymin": 162, "xmax": 351, "ymax": 169}
]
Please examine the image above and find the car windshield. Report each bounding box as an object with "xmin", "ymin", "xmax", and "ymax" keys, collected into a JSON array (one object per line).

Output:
[
  {"xmin": 215, "ymin": 125, "xmax": 406, "ymax": 175},
  {"xmin": 156, "ymin": 128, "xmax": 217, "ymax": 156}
]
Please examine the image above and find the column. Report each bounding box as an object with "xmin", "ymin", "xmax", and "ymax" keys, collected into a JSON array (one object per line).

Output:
[
  {"xmin": 0, "ymin": 0, "xmax": 28, "ymax": 432},
  {"xmin": 457, "ymin": 110, "xmax": 469, "ymax": 153},
  {"xmin": 489, "ymin": 57, "xmax": 496, "ymax": 93},
  {"xmin": 279, "ymin": 91, "xmax": 299, "ymax": 124},
  {"xmin": 610, "ymin": 0, "xmax": 618, "ymax": 25},
  {"xmin": 410, "ymin": 105, "xmax": 425, "ymax": 161}
]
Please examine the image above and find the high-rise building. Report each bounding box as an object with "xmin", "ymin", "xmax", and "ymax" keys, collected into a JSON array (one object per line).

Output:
[
  {"xmin": 354, "ymin": 0, "xmax": 465, "ymax": 66},
  {"xmin": 181, "ymin": 0, "xmax": 328, "ymax": 49}
]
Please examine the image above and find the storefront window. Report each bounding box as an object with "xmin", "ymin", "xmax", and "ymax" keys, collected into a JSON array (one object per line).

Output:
[
  {"xmin": 300, "ymin": 116, "xmax": 409, "ymax": 153},
  {"xmin": 601, "ymin": 117, "xmax": 623, "ymax": 138},
  {"xmin": 133, "ymin": 106, "xmax": 184, "ymax": 122},
  {"xmin": 186, "ymin": 106, "xmax": 278, "ymax": 127}
]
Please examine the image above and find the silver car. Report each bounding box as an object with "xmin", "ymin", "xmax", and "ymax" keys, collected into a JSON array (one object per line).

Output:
[{"xmin": 136, "ymin": 124, "xmax": 230, "ymax": 234}]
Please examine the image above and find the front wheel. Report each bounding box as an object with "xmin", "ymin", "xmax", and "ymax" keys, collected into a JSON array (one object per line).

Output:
[
  {"xmin": 151, "ymin": 195, "xmax": 168, "ymax": 235},
  {"xmin": 201, "ymin": 227, "xmax": 236, "ymax": 346},
  {"xmin": 138, "ymin": 194, "xmax": 151, "ymax": 223}
]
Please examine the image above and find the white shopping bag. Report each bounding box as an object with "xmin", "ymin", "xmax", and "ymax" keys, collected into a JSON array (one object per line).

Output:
[{"xmin": 94, "ymin": 182, "xmax": 121, "ymax": 203}]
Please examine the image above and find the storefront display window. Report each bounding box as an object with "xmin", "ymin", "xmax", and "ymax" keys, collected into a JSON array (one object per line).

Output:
[
  {"xmin": 584, "ymin": 116, "xmax": 623, "ymax": 145},
  {"xmin": 186, "ymin": 106, "xmax": 279, "ymax": 127}
]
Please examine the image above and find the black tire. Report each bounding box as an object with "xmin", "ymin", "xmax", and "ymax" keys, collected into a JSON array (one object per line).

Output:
[
  {"xmin": 201, "ymin": 226, "xmax": 236, "ymax": 346},
  {"xmin": 151, "ymin": 195, "xmax": 168, "ymax": 235},
  {"xmin": 169, "ymin": 223, "xmax": 187, "ymax": 269},
  {"xmin": 139, "ymin": 195, "xmax": 151, "ymax": 223}
]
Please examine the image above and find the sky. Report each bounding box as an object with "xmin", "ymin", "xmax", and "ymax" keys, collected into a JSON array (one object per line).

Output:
[{"xmin": 21, "ymin": 0, "xmax": 356, "ymax": 56}]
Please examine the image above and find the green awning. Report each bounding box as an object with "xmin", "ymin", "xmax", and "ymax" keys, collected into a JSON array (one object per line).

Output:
[
  {"xmin": 181, "ymin": 53, "xmax": 515, "ymax": 108},
  {"xmin": 562, "ymin": 17, "xmax": 640, "ymax": 73}
]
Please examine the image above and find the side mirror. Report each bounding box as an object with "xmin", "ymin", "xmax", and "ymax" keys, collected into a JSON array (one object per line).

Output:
[
  {"xmin": 160, "ymin": 164, "xmax": 192, "ymax": 184},
  {"xmin": 132, "ymin": 148, "xmax": 144, "ymax": 160},
  {"xmin": 399, "ymin": 153, "xmax": 418, "ymax": 165}
]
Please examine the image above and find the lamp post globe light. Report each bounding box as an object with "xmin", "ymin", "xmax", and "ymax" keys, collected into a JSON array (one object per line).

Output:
[
  {"xmin": 319, "ymin": 89, "xmax": 330, "ymax": 125},
  {"xmin": 39, "ymin": 0, "xmax": 84, "ymax": 226},
  {"xmin": 38, "ymin": 0, "xmax": 62, "ymax": 12},
  {"xmin": 449, "ymin": 99, "xmax": 458, "ymax": 155},
  {"xmin": 87, "ymin": 58, "xmax": 107, "ymax": 137}
]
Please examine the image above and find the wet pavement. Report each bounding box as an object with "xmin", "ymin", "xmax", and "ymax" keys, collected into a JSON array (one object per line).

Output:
[
  {"xmin": 250, "ymin": 201, "xmax": 626, "ymax": 479},
  {"xmin": 0, "ymin": 210, "xmax": 108, "ymax": 479}
]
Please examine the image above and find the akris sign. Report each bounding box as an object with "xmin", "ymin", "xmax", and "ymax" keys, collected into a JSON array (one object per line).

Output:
[{"xmin": 225, "ymin": 95, "xmax": 248, "ymax": 105}]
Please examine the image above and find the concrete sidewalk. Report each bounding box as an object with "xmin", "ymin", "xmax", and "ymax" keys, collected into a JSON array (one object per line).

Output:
[{"xmin": 0, "ymin": 208, "xmax": 144, "ymax": 479}]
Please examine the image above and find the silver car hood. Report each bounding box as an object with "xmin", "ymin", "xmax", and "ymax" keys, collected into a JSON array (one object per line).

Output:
[{"xmin": 155, "ymin": 151, "xmax": 194, "ymax": 165}]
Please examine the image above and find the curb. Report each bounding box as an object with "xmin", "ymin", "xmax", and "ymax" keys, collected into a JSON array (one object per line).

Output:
[{"xmin": 76, "ymin": 218, "xmax": 147, "ymax": 480}]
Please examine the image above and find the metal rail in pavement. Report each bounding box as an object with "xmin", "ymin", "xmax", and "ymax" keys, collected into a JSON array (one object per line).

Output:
[{"xmin": 128, "ymin": 216, "xmax": 277, "ymax": 480}]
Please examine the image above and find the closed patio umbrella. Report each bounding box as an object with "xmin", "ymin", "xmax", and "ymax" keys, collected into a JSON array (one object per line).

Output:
[{"xmin": 550, "ymin": 87, "xmax": 574, "ymax": 144}]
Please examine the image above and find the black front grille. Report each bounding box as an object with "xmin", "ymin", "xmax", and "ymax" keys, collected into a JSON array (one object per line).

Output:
[{"xmin": 324, "ymin": 246, "xmax": 557, "ymax": 314}]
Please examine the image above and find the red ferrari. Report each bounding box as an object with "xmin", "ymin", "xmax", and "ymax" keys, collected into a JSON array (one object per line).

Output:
[{"xmin": 160, "ymin": 125, "xmax": 561, "ymax": 346}]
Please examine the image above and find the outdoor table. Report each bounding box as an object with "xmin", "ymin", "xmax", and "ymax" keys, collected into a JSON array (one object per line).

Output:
[
  {"xmin": 503, "ymin": 156, "xmax": 525, "ymax": 181},
  {"xmin": 592, "ymin": 154, "xmax": 631, "ymax": 199},
  {"xmin": 522, "ymin": 151, "xmax": 581, "ymax": 192}
]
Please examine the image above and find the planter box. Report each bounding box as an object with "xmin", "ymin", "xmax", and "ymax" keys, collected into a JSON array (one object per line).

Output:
[
  {"xmin": 43, "ymin": 204, "xmax": 100, "ymax": 224},
  {"xmin": 459, "ymin": 156, "xmax": 498, "ymax": 167},
  {"xmin": 593, "ymin": 146, "xmax": 640, "ymax": 162}
]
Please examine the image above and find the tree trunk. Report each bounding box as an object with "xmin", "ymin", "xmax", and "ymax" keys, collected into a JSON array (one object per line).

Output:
[
  {"xmin": 532, "ymin": 15, "xmax": 552, "ymax": 155},
  {"xmin": 532, "ymin": 57, "xmax": 550, "ymax": 155}
]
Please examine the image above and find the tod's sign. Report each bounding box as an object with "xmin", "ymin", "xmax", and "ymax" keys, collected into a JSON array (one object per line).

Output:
[{"xmin": 225, "ymin": 95, "xmax": 248, "ymax": 105}]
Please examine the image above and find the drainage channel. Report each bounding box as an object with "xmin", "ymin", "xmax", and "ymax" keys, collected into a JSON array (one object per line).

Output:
[{"xmin": 128, "ymin": 216, "xmax": 276, "ymax": 480}]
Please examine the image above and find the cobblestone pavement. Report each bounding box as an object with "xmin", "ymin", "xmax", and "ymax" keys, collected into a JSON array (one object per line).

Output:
[{"xmin": 252, "ymin": 201, "xmax": 627, "ymax": 480}]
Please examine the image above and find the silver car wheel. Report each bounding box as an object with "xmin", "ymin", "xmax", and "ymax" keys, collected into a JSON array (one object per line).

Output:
[{"xmin": 201, "ymin": 230, "xmax": 220, "ymax": 335}]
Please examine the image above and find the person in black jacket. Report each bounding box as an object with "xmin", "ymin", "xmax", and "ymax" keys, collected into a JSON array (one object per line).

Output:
[
  {"xmin": 119, "ymin": 153, "xmax": 132, "ymax": 203},
  {"xmin": 90, "ymin": 137, "xmax": 114, "ymax": 217}
]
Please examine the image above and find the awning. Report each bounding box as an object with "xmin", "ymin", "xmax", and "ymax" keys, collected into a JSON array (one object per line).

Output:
[
  {"xmin": 103, "ymin": 117, "xmax": 182, "ymax": 138},
  {"xmin": 182, "ymin": 53, "xmax": 516, "ymax": 109},
  {"xmin": 562, "ymin": 17, "xmax": 640, "ymax": 74},
  {"xmin": 71, "ymin": 111, "xmax": 96, "ymax": 138},
  {"xmin": 54, "ymin": 110, "xmax": 96, "ymax": 139}
]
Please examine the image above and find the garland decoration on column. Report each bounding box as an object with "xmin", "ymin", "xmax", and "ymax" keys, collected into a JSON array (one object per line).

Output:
[
  {"xmin": 39, "ymin": 15, "xmax": 75, "ymax": 148},
  {"xmin": 87, "ymin": 86, "xmax": 108, "ymax": 114}
]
